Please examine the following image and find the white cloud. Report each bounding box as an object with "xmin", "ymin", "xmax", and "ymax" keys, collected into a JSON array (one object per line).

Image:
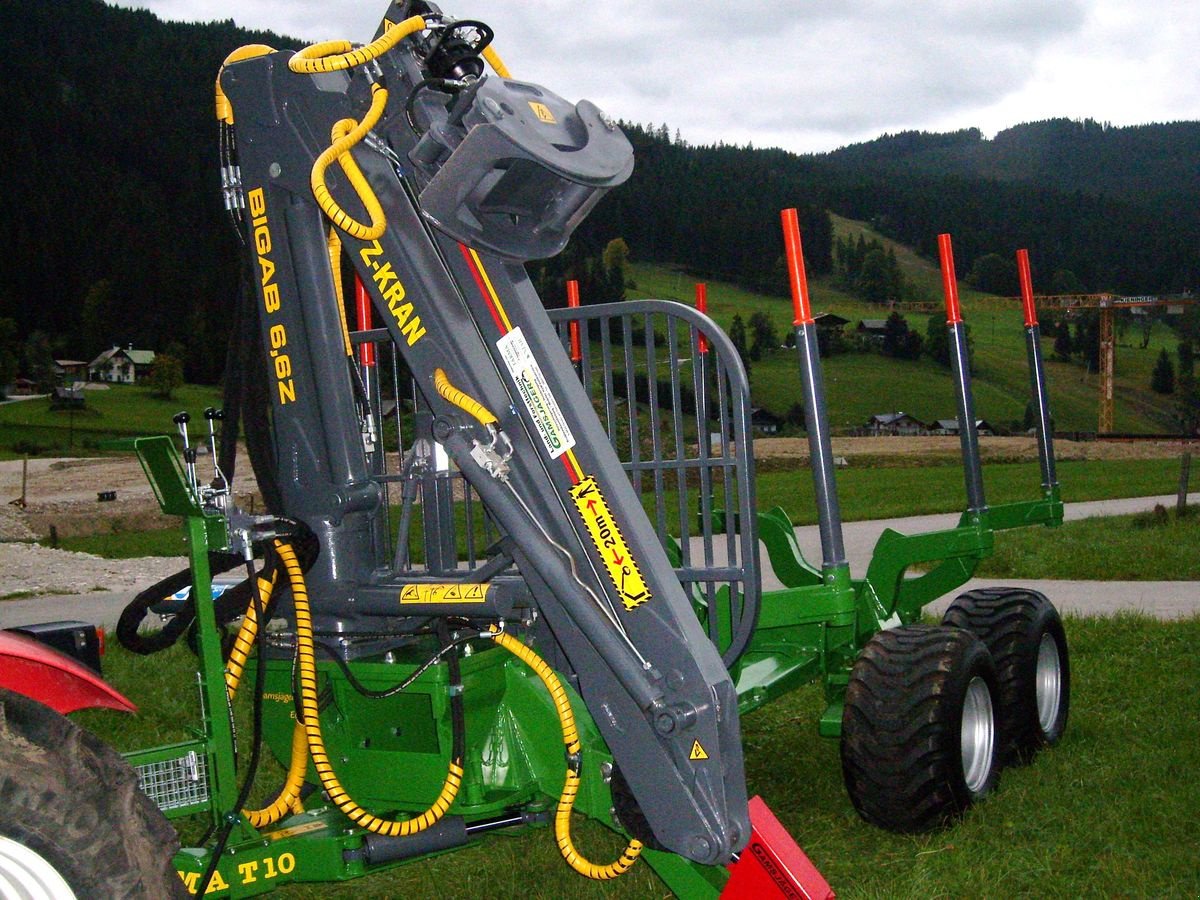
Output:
[{"xmin": 121, "ymin": 0, "xmax": 1198, "ymax": 151}]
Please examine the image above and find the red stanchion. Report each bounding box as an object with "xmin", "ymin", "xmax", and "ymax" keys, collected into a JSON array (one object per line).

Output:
[
  {"xmin": 566, "ymin": 279, "xmax": 582, "ymax": 363},
  {"xmin": 695, "ymin": 282, "xmax": 709, "ymax": 354},
  {"xmin": 937, "ymin": 233, "xmax": 963, "ymax": 324},
  {"xmin": 1016, "ymin": 249, "xmax": 1038, "ymax": 327},
  {"xmin": 780, "ymin": 209, "xmax": 814, "ymax": 325},
  {"xmin": 354, "ymin": 275, "xmax": 376, "ymax": 367}
]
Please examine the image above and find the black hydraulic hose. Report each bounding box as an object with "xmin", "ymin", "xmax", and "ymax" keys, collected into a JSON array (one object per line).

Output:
[
  {"xmin": 440, "ymin": 621, "xmax": 466, "ymax": 766},
  {"xmin": 118, "ymin": 530, "xmax": 318, "ymax": 657},
  {"xmin": 312, "ymin": 630, "xmax": 476, "ymax": 701},
  {"xmin": 405, "ymin": 78, "xmax": 459, "ymax": 136},
  {"xmin": 195, "ymin": 555, "xmax": 270, "ymax": 899},
  {"xmin": 220, "ymin": 263, "xmax": 283, "ymax": 514},
  {"xmin": 116, "ymin": 551, "xmax": 245, "ymax": 654},
  {"xmin": 216, "ymin": 260, "xmax": 251, "ymax": 488}
]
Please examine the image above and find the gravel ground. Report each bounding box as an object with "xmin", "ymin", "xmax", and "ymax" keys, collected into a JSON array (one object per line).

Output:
[
  {"xmin": 0, "ymin": 542, "xmax": 185, "ymax": 598},
  {"xmin": 0, "ymin": 453, "xmax": 227, "ymax": 597}
]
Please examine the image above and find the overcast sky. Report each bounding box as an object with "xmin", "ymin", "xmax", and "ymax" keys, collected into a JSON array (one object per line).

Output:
[{"xmin": 124, "ymin": 0, "xmax": 1199, "ymax": 153}]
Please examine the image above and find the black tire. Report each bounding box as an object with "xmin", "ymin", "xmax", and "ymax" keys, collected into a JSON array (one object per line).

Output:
[
  {"xmin": 0, "ymin": 688, "xmax": 185, "ymax": 898},
  {"xmin": 943, "ymin": 587, "xmax": 1070, "ymax": 765},
  {"xmin": 841, "ymin": 624, "xmax": 1000, "ymax": 833}
]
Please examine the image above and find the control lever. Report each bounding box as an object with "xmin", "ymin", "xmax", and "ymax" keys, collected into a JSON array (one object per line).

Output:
[
  {"xmin": 173, "ymin": 411, "xmax": 199, "ymax": 499},
  {"xmin": 203, "ymin": 407, "xmax": 229, "ymax": 507}
]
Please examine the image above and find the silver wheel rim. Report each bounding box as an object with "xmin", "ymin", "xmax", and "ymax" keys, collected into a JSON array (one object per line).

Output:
[
  {"xmin": 0, "ymin": 835, "xmax": 77, "ymax": 900},
  {"xmin": 1036, "ymin": 633, "xmax": 1063, "ymax": 733},
  {"xmin": 961, "ymin": 675, "xmax": 995, "ymax": 795}
]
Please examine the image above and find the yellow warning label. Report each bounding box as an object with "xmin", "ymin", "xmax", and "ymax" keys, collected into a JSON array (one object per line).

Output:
[
  {"xmin": 689, "ymin": 740, "xmax": 709, "ymax": 761},
  {"xmin": 528, "ymin": 101, "xmax": 557, "ymax": 124},
  {"xmin": 569, "ymin": 475, "xmax": 651, "ymax": 611},
  {"xmin": 400, "ymin": 584, "xmax": 489, "ymax": 605},
  {"xmin": 267, "ymin": 820, "xmax": 326, "ymax": 842}
]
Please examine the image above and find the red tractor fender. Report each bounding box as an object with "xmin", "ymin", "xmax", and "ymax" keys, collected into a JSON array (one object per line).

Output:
[{"xmin": 0, "ymin": 630, "xmax": 136, "ymax": 714}]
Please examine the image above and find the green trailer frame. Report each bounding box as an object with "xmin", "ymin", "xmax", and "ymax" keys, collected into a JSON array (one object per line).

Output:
[{"xmin": 119, "ymin": 224, "xmax": 1063, "ymax": 896}]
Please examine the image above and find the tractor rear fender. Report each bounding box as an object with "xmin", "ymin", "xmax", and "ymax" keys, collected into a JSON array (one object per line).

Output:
[{"xmin": 0, "ymin": 630, "xmax": 136, "ymax": 715}]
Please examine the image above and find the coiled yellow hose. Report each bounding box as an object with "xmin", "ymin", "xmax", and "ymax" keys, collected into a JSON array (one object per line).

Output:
[
  {"xmin": 276, "ymin": 539, "xmax": 463, "ymax": 837},
  {"xmin": 222, "ymin": 566, "xmax": 309, "ymax": 826},
  {"xmin": 225, "ymin": 540, "xmax": 639, "ymax": 872},
  {"xmin": 327, "ymin": 229, "xmax": 355, "ymax": 358},
  {"xmin": 310, "ymin": 84, "xmax": 390, "ymax": 241},
  {"xmin": 289, "ymin": 15, "xmax": 513, "ymax": 241},
  {"xmin": 491, "ymin": 631, "xmax": 642, "ymax": 879},
  {"xmin": 223, "ymin": 569, "xmax": 277, "ymax": 696},
  {"xmin": 245, "ymin": 723, "xmax": 309, "ymax": 828},
  {"xmin": 288, "ymin": 16, "xmax": 428, "ymax": 74},
  {"xmin": 433, "ymin": 368, "xmax": 499, "ymax": 426}
]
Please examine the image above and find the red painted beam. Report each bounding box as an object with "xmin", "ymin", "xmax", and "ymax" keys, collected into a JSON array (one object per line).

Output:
[{"xmin": 723, "ymin": 796, "xmax": 835, "ymax": 899}]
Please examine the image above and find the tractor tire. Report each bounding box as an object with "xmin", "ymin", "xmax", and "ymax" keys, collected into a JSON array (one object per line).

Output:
[
  {"xmin": 943, "ymin": 587, "xmax": 1070, "ymax": 765},
  {"xmin": 840, "ymin": 624, "xmax": 999, "ymax": 833},
  {"xmin": 0, "ymin": 688, "xmax": 185, "ymax": 899}
]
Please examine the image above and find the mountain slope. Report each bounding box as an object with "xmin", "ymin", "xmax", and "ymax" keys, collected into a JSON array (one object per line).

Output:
[{"xmin": 820, "ymin": 119, "xmax": 1200, "ymax": 212}]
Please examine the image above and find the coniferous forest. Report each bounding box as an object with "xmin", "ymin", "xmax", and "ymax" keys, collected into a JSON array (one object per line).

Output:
[{"xmin": 2, "ymin": 0, "xmax": 1198, "ymax": 383}]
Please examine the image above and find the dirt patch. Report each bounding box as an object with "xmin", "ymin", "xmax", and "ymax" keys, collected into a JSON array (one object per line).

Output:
[
  {"xmin": 0, "ymin": 452, "xmax": 262, "ymax": 542},
  {"xmin": 0, "ymin": 439, "xmax": 1191, "ymax": 598},
  {"xmin": 753, "ymin": 435, "xmax": 1195, "ymax": 465}
]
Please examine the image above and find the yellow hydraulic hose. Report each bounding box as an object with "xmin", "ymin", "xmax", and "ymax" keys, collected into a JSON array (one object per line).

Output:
[
  {"xmin": 220, "ymin": 566, "xmax": 310, "ymax": 826},
  {"xmin": 482, "ymin": 45, "xmax": 511, "ymax": 79},
  {"xmin": 433, "ymin": 368, "xmax": 498, "ymax": 426},
  {"xmin": 327, "ymin": 229, "xmax": 355, "ymax": 358},
  {"xmin": 224, "ymin": 569, "xmax": 278, "ymax": 696},
  {"xmin": 245, "ymin": 723, "xmax": 309, "ymax": 828},
  {"xmin": 288, "ymin": 16, "xmax": 428, "ymax": 74},
  {"xmin": 276, "ymin": 539, "xmax": 463, "ymax": 837},
  {"xmin": 290, "ymin": 15, "xmax": 510, "ymax": 242},
  {"xmin": 310, "ymin": 84, "xmax": 390, "ymax": 241},
  {"xmin": 214, "ymin": 44, "xmax": 275, "ymax": 125},
  {"xmin": 491, "ymin": 631, "xmax": 642, "ymax": 879}
]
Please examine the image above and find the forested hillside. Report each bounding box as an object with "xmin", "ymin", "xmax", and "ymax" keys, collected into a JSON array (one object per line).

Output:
[
  {"xmin": 818, "ymin": 121, "xmax": 1200, "ymax": 295},
  {"xmin": 1, "ymin": 0, "xmax": 1196, "ymax": 385},
  {"xmin": 823, "ymin": 120, "xmax": 1200, "ymax": 215},
  {"xmin": 0, "ymin": 0, "xmax": 296, "ymax": 381}
]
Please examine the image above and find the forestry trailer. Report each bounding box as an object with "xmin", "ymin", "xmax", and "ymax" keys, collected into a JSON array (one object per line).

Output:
[{"xmin": 0, "ymin": 3, "xmax": 1070, "ymax": 896}]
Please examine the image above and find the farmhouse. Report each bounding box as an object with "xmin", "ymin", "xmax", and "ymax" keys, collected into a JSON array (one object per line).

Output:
[
  {"xmin": 88, "ymin": 345, "xmax": 156, "ymax": 384},
  {"xmin": 856, "ymin": 319, "xmax": 890, "ymax": 344},
  {"xmin": 750, "ymin": 407, "xmax": 784, "ymax": 435},
  {"xmin": 54, "ymin": 359, "xmax": 89, "ymax": 383},
  {"xmin": 866, "ymin": 412, "xmax": 927, "ymax": 436},
  {"xmin": 931, "ymin": 418, "xmax": 997, "ymax": 436}
]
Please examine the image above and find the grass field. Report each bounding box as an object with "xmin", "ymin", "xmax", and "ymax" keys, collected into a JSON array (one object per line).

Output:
[
  {"xmin": 73, "ymin": 613, "xmax": 1200, "ymax": 898},
  {"xmin": 980, "ymin": 506, "xmax": 1200, "ymax": 579},
  {"xmin": 628, "ymin": 214, "xmax": 1181, "ymax": 435},
  {"xmin": 0, "ymin": 382, "xmax": 222, "ymax": 459},
  {"xmin": 46, "ymin": 455, "xmax": 1192, "ymax": 566}
]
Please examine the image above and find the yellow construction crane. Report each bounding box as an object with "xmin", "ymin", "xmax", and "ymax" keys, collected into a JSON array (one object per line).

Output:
[{"xmin": 1026, "ymin": 293, "xmax": 1197, "ymax": 433}]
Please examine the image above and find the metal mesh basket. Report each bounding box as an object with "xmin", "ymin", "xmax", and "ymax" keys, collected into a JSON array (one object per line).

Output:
[{"xmin": 135, "ymin": 749, "xmax": 210, "ymax": 813}]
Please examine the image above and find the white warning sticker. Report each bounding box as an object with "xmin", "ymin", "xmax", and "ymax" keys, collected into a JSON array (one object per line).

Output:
[{"xmin": 497, "ymin": 327, "xmax": 576, "ymax": 459}]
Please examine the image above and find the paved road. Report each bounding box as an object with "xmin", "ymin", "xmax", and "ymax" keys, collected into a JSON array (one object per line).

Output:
[
  {"xmin": 2, "ymin": 493, "xmax": 1197, "ymax": 630},
  {"xmin": 773, "ymin": 491, "xmax": 1198, "ymax": 620}
]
